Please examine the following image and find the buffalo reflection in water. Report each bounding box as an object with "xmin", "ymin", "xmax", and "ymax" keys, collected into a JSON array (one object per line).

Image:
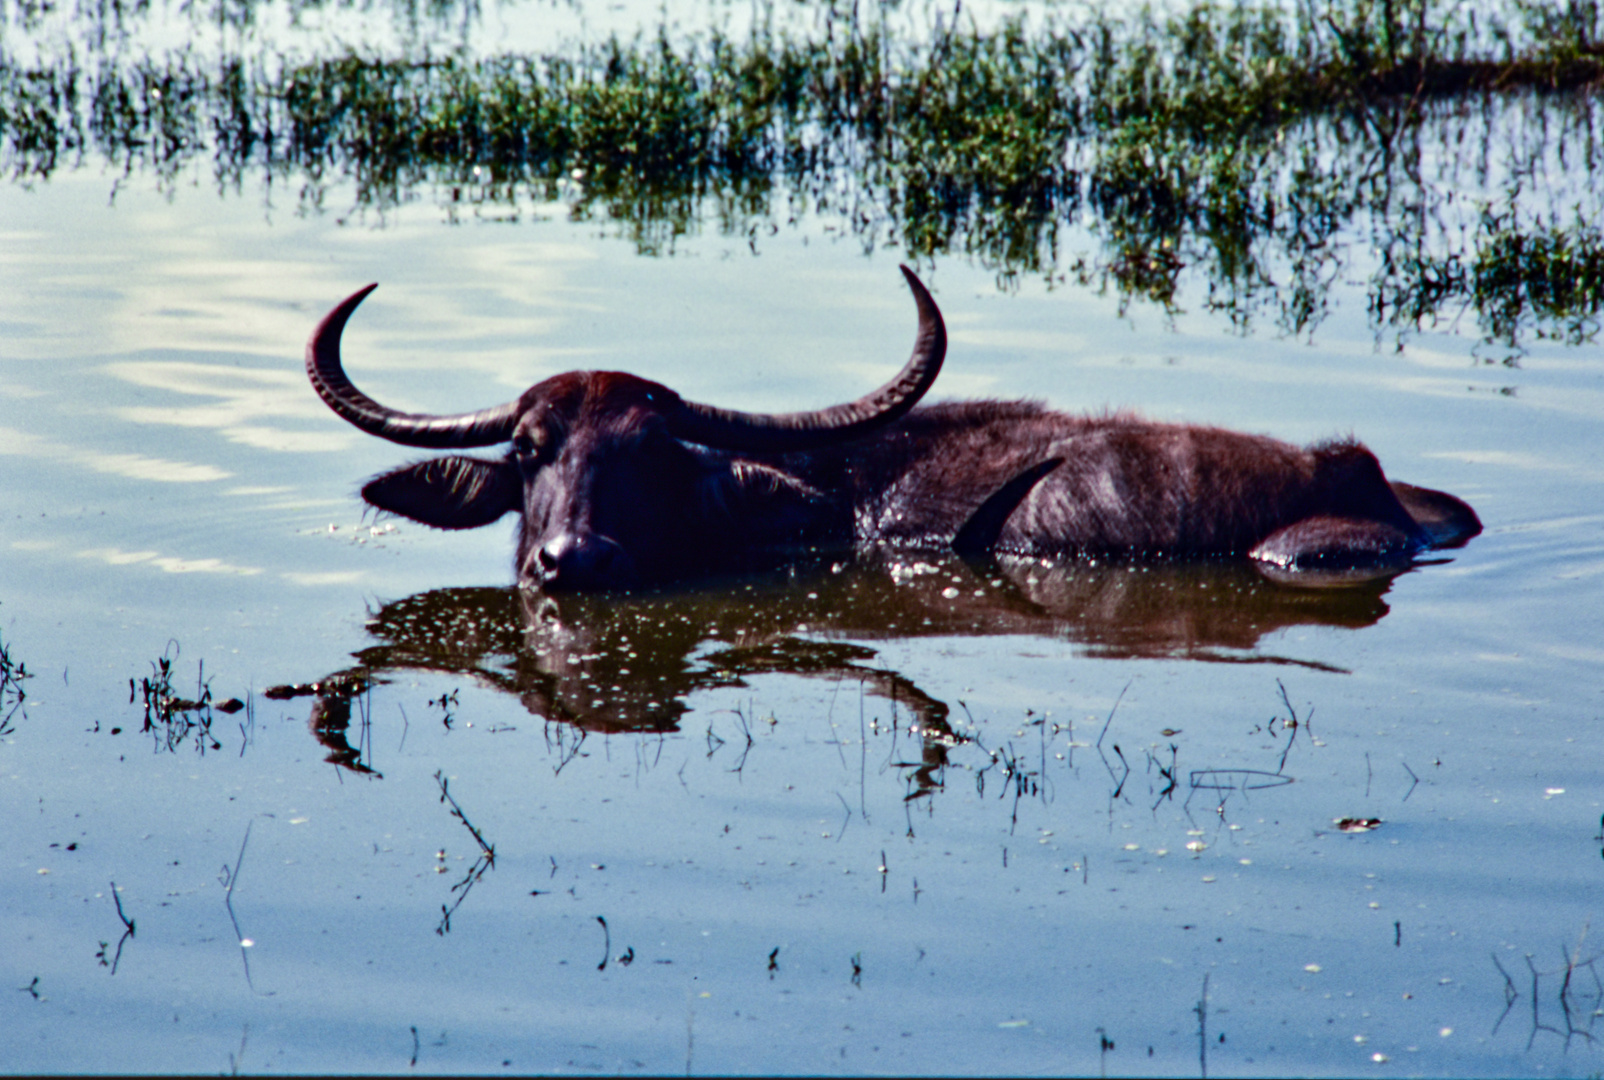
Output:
[{"xmin": 269, "ymin": 554, "xmax": 1398, "ymax": 791}]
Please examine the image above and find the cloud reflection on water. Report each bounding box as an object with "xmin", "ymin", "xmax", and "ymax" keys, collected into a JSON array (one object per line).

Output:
[
  {"xmin": 0, "ymin": 424, "xmax": 232, "ymax": 482},
  {"xmin": 77, "ymin": 545, "xmax": 263, "ymax": 575},
  {"xmin": 105, "ymin": 360, "xmax": 358, "ymax": 453}
]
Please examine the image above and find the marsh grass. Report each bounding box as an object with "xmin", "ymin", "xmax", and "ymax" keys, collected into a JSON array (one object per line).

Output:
[
  {"xmin": 1471, "ymin": 210, "xmax": 1604, "ymax": 346},
  {"xmin": 3, "ymin": 0, "xmax": 1601, "ymax": 338},
  {"xmin": 1393, "ymin": 199, "xmax": 1604, "ymax": 347}
]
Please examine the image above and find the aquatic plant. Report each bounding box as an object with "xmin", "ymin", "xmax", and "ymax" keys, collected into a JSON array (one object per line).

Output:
[
  {"xmin": 132, "ymin": 643, "xmax": 222, "ymax": 754},
  {"xmin": 1470, "ymin": 208, "xmax": 1604, "ymax": 346},
  {"xmin": 3, "ymin": 0, "xmax": 1601, "ymax": 338},
  {"xmin": 1459, "ymin": 202, "xmax": 1603, "ymax": 348},
  {"xmin": 0, "ymin": 608, "xmax": 30, "ymax": 734}
]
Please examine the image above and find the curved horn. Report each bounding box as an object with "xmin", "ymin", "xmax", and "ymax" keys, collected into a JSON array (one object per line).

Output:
[
  {"xmin": 666, "ymin": 265, "xmax": 947, "ymax": 453},
  {"xmin": 306, "ymin": 284, "xmax": 523, "ymax": 449}
]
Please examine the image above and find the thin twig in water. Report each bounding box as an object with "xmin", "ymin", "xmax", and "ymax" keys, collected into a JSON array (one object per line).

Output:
[
  {"xmin": 1491, "ymin": 953, "xmax": 1520, "ymax": 1035},
  {"xmin": 1105, "ymin": 743, "xmax": 1130, "ymax": 799},
  {"xmin": 111, "ymin": 880, "xmax": 135, "ymax": 935},
  {"xmin": 859, "ymin": 690, "xmax": 870, "ymax": 825},
  {"xmin": 221, "ymin": 821, "xmax": 266, "ymax": 994},
  {"xmin": 1274, "ymin": 679, "xmax": 1311, "ymax": 774},
  {"xmin": 823, "ymin": 682, "xmax": 849, "ymax": 769},
  {"xmin": 548, "ymin": 721, "xmax": 587, "ymax": 775},
  {"xmin": 98, "ymin": 880, "xmax": 136, "ymax": 974},
  {"xmin": 1096, "ymin": 681, "xmax": 1131, "ymax": 750},
  {"xmin": 1506, "ymin": 933, "xmax": 1604, "ymax": 1050},
  {"xmin": 1402, "ymin": 760, "xmax": 1420, "ymax": 801},
  {"xmin": 726, "ymin": 703, "xmax": 755, "ymax": 775},
  {"xmin": 433, "ymin": 772, "xmax": 495, "ymax": 935},
  {"xmin": 685, "ymin": 991, "xmax": 695, "ymax": 1076},
  {"xmin": 357, "ymin": 682, "xmax": 375, "ymax": 774},
  {"xmin": 1036, "ymin": 710, "xmax": 1053, "ymax": 805},
  {"xmin": 227, "ymin": 1023, "xmax": 249, "ymax": 1077},
  {"xmin": 434, "ymin": 771, "xmax": 494, "ymax": 858},
  {"xmin": 1196, "ymin": 972, "xmax": 1210, "ymax": 1079},
  {"xmin": 237, "ymin": 691, "xmax": 255, "ymax": 759},
  {"xmin": 1149, "ymin": 743, "xmax": 1180, "ymax": 810}
]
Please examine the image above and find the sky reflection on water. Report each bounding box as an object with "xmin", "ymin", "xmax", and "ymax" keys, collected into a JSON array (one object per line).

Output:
[{"xmin": 3, "ymin": 5, "xmax": 1604, "ymax": 1072}]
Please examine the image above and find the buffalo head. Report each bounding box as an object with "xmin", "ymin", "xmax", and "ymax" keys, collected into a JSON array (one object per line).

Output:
[{"xmin": 307, "ymin": 268, "xmax": 946, "ymax": 590}]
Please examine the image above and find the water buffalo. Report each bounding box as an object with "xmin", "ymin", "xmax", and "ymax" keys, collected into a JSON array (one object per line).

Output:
[{"xmin": 306, "ymin": 267, "xmax": 1480, "ymax": 591}]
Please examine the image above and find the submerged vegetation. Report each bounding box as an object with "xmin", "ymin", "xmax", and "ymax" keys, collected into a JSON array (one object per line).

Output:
[{"xmin": 2, "ymin": 0, "xmax": 1602, "ymax": 342}]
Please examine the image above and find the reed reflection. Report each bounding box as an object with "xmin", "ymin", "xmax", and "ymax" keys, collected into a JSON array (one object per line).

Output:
[{"xmin": 4, "ymin": 0, "xmax": 1600, "ymax": 344}]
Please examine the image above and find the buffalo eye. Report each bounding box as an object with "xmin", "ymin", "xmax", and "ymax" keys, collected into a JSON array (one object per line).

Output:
[{"xmin": 511, "ymin": 427, "xmax": 549, "ymax": 467}]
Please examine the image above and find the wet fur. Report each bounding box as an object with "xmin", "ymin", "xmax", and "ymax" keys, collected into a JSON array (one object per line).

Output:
[{"xmin": 362, "ymin": 382, "xmax": 1481, "ymax": 588}]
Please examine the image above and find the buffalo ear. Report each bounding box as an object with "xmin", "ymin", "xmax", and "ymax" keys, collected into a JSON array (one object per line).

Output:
[
  {"xmin": 699, "ymin": 460, "xmax": 827, "ymax": 541},
  {"xmin": 361, "ymin": 456, "xmax": 519, "ymax": 530}
]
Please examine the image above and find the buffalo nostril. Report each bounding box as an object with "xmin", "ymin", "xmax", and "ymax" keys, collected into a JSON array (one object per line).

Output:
[{"xmin": 538, "ymin": 534, "xmax": 623, "ymax": 589}]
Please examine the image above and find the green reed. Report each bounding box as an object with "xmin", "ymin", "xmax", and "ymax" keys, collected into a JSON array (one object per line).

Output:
[{"xmin": 3, "ymin": 0, "xmax": 1601, "ymax": 341}]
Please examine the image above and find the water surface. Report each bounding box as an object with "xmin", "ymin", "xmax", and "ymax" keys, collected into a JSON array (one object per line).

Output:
[{"xmin": 3, "ymin": 8, "xmax": 1604, "ymax": 1075}]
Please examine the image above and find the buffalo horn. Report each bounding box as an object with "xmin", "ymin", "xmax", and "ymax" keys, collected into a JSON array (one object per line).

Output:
[
  {"xmin": 306, "ymin": 284, "xmax": 523, "ymax": 449},
  {"xmin": 665, "ymin": 265, "xmax": 947, "ymax": 453}
]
